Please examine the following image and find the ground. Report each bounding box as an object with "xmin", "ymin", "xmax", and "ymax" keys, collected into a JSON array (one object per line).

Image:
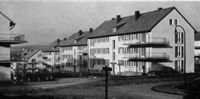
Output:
[{"xmin": 0, "ymin": 76, "xmax": 185, "ymax": 99}]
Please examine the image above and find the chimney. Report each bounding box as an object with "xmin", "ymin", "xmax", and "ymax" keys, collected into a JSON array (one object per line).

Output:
[
  {"xmin": 64, "ymin": 37, "xmax": 67, "ymax": 40},
  {"xmin": 157, "ymin": 7, "xmax": 163, "ymax": 11},
  {"xmin": 78, "ymin": 30, "xmax": 83, "ymax": 36},
  {"xmin": 57, "ymin": 39, "xmax": 60, "ymax": 43},
  {"xmin": 135, "ymin": 11, "xmax": 140, "ymax": 20},
  {"xmin": 89, "ymin": 28, "xmax": 93, "ymax": 33},
  {"xmin": 116, "ymin": 15, "xmax": 121, "ymax": 23}
]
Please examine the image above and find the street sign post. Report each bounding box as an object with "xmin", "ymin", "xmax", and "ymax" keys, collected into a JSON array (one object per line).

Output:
[{"xmin": 102, "ymin": 66, "xmax": 112, "ymax": 99}]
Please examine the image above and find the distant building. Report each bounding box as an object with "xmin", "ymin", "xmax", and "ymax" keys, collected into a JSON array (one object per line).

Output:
[
  {"xmin": 0, "ymin": 11, "xmax": 26, "ymax": 80},
  {"xmin": 42, "ymin": 39, "xmax": 61, "ymax": 73},
  {"xmin": 87, "ymin": 7, "xmax": 196, "ymax": 76},
  {"xmin": 59, "ymin": 29, "xmax": 92, "ymax": 73},
  {"xmin": 24, "ymin": 49, "xmax": 45, "ymax": 69}
]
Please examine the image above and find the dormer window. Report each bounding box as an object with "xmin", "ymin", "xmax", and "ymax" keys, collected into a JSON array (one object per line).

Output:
[
  {"xmin": 113, "ymin": 27, "xmax": 117, "ymax": 32},
  {"xmin": 74, "ymin": 40, "xmax": 77, "ymax": 44},
  {"xmin": 113, "ymin": 22, "xmax": 126, "ymax": 33}
]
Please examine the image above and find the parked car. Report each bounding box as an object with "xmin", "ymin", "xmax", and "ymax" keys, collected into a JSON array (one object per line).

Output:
[{"xmin": 147, "ymin": 67, "xmax": 179, "ymax": 77}]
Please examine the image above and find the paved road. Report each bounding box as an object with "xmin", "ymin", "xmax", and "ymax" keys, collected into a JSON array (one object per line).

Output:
[
  {"xmin": 34, "ymin": 81, "xmax": 183, "ymax": 99},
  {"xmin": 27, "ymin": 77, "xmax": 102, "ymax": 89}
]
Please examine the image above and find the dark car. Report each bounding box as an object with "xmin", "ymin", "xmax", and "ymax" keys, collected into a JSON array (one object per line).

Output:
[{"xmin": 147, "ymin": 67, "xmax": 179, "ymax": 77}]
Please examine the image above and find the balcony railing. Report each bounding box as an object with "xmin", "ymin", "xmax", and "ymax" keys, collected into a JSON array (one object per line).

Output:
[
  {"xmin": 0, "ymin": 54, "xmax": 10, "ymax": 63},
  {"xmin": 124, "ymin": 37, "xmax": 170, "ymax": 48},
  {"xmin": 0, "ymin": 34, "xmax": 26, "ymax": 44},
  {"xmin": 124, "ymin": 53, "xmax": 171, "ymax": 62}
]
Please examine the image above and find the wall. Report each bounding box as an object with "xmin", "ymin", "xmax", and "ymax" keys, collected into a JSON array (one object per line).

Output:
[{"xmin": 151, "ymin": 9, "xmax": 195, "ymax": 73}]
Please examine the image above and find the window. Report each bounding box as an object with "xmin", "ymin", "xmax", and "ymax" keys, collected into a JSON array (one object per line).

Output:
[
  {"xmin": 175, "ymin": 46, "xmax": 184, "ymax": 58},
  {"xmin": 141, "ymin": 48, "xmax": 145, "ymax": 57},
  {"xmin": 113, "ymin": 52, "xmax": 115, "ymax": 61},
  {"xmin": 175, "ymin": 32, "xmax": 184, "ymax": 44},
  {"xmin": 169, "ymin": 19, "xmax": 173, "ymax": 25},
  {"xmin": 136, "ymin": 34, "xmax": 139, "ymax": 40},
  {"xmin": 170, "ymin": 19, "xmax": 178, "ymax": 26},
  {"xmin": 113, "ymin": 40, "xmax": 115, "ymax": 49},
  {"xmin": 175, "ymin": 60, "xmax": 184, "ymax": 72},
  {"xmin": 141, "ymin": 33, "xmax": 146, "ymax": 42},
  {"xmin": 113, "ymin": 28, "xmax": 117, "ymax": 32},
  {"xmin": 174, "ymin": 19, "xmax": 178, "ymax": 25}
]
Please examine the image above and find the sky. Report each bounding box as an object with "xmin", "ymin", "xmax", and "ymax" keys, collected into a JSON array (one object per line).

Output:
[{"xmin": 1, "ymin": 0, "xmax": 200, "ymax": 45}]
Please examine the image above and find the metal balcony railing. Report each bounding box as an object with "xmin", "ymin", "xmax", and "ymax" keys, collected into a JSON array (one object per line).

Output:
[
  {"xmin": 125, "ymin": 53, "xmax": 169, "ymax": 58},
  {"xmin": 124, "ymin": 53, "xmax": 170, "ymax": 62},
  {"xmin": 0, "ymin": 34, "xmax": 26, "ymax": 44},
  {"xmin": 150, "ymin": 37, "xmax": 169, "ymax": 43},
  {"xmin": 124, "ymin": 37, "xmax": 170, "ymax": 47},
  {"xmin": 0, "ymin": 54, "xmax": 10, "ymax": 63}
]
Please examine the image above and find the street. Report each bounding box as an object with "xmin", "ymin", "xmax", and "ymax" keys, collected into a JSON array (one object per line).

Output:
[{"xmin": 0, "ymin": 77, "xmax": 184, "ymax": 99}]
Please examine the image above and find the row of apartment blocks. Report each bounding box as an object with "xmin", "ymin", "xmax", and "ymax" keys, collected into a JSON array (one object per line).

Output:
[
  {"xmin": 13, "ymin": 6, "xmax": 199, "ymax": 76},
  {"xmin": 0, "ymin": 11, "xmax": 26, "ymax": 80},
  {"xmin": 37, "ymin": 6, "xmax": 198, "ymax": 76}
]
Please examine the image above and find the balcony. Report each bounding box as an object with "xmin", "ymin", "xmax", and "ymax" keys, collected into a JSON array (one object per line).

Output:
[
  {"xmin": 0, "ymin": 34, "xmax": 27, "ymax": 44},
  {"xmin": 0, "ymin": 54, "xmax": 10, "ymax": 64},
  {"xmin": 124, "ymin": 53, "xmax": 171, "ymax": 62},
  {"xmin": 124, "ymin": 37, "xmax": 170, "ymax": 48},
  {"xmin": 195, "ymin": 46, "xmax": 200, "ymax": 49}
]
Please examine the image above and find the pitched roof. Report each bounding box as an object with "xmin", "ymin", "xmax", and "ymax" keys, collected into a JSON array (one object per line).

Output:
[
  {"xmin": 88, "ymin": 7, "xmax": 196, "ymax": 38},
  {"xmin": 42, "ymin": 40, "xmax": 60, "ymax": 52},
  {"xmin": 24, "ymin": 49, "xmax": 40, "ymax": 60},
  {"xmin": 60, "ymin": 31, "xmax": 91, "ymax": 47}
]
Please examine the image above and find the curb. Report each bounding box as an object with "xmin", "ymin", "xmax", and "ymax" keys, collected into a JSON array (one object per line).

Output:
[{"xmin": 151, "ymin": 83, "xmax": 186, "ymax": 95}]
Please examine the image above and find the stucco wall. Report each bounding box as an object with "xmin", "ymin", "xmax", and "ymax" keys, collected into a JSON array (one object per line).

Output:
[{"xmin": 151, "ymin": 9, "xmax": 195, "ymax": 73}]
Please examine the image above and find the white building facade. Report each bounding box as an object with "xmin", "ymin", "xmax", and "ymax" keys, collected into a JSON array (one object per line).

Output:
[
  {"xmin": 88, "ymin": 7, "xmax": 196, "ymax": 76},
  {"xmin": 60, "ymin": 30, "xmax": 91, "ymax": 72}
]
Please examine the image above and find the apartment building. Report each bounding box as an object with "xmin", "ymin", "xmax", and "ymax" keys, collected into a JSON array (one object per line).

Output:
[
  {"xmin": 0, "ymin": 11, "xmax": 26, "ymax": 80},
  {"xmin": 42, "ymin": 40, "xmax": 61, "ymax": 73},
  {"xmin": 24, "ymin": 49, "xmax": 45, "ymax": 69},
  {"xmin": 87, "ymin": 7, "xmax": 196, "ymax": 76},
  {"xmin": 59, "ymin": 29, "xmax": 93, "ymax": 72}
]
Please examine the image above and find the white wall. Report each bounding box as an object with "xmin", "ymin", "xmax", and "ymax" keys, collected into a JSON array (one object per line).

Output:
[{"xmin": 151, "ymin": 9, "xmax": 195, "ymax": 73}]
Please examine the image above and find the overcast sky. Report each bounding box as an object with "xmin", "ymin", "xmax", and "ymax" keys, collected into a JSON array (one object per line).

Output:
[{"xmin": 1, "ymin": 0, "xmax": 200, "ymax": 45}]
